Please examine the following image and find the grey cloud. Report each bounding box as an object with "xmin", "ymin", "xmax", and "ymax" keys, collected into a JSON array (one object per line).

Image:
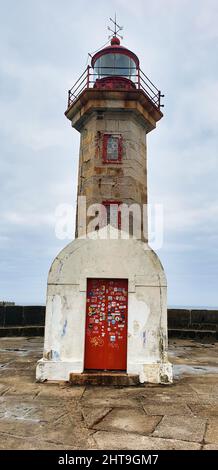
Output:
[{"xmin": 0, "ymin": 0, "xmax": 217, "ymax": 307}]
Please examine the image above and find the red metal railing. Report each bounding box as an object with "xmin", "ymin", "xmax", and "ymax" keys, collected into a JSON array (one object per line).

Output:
[{"xmin": 67, "ymin": 66, "xmax": 164, "ymax": 110}]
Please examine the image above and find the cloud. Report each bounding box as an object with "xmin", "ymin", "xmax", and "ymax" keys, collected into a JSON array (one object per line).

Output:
[{"xmin": 0, "ymin": 0, "xmax": 217, "ymax": 307}]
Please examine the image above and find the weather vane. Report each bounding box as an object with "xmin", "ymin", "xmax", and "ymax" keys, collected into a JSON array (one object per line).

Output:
[{"xmin": 108, "ymin": 14, "xmax": 123, "ymax": 40}]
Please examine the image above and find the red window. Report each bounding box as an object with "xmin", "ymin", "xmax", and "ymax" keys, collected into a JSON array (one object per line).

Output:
[
  {"xmin": 102, "ymin": 200, "xmax": 122, "ymax": 229},
  {"xmin": 102, "ymin": 134, "xmax": 122, "ymax": 163}
]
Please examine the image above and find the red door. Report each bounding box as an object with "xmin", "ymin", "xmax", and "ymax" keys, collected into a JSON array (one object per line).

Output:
[{"xmin": 84, "ymin": 278, "xmax": 128, "ymax": 371}]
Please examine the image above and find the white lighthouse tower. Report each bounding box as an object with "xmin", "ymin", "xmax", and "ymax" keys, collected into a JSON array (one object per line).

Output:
[{"xmin": 36, "ymin": 19, "xmax": 173, "ymax": 385}]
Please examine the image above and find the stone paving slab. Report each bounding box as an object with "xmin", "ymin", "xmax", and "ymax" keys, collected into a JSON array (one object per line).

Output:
[
  {"xmin": 141, "ymin": 394, "xmax": 199, "ymax": 406},
  {"xmin": 80, "ymin": 395, "xmax": 141, "ymax": 408},
  {"xmin": 0, "ymin": 433, "xmax": 74, "ymax": 450},
  {"xmin": 204, "ymin": 418, "xmax": 218, "ymax": 444},
  {"xmin": 0, "ymin": 337, "xmax": 217, "ymax": 450},
  {"xmin": 189, "ymin": 384, "xmax": 218, "ymax": 396},
  {"xmin": 143, "ymin": 403, "xmax": 192, "ymax": 416},
  {"xmin": 152, "ymin": 415, "xmax": 206, "ymax": 443},
  {"xmin": 189, "ymin": 404, "xmax": 218, "ymax": 418},
  {"xmin": 203, "ymin": 444, "xmax": 218, "ymax": 450},
  {"xmin": 93, "ymin": 408, "xmax": 161, "ymax": 435},
  {"xmin": 0, "ymin": 419, "xmax": 48, "ymax": 437},
  {"xmin": 93, "ymin": 431, "xmax": 201, "ymax": 450}
]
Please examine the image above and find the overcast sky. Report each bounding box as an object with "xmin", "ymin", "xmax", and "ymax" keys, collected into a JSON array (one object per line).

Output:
[{"xmin": 0, "ymin": 0, "xmax": 218, "ymax": 307}]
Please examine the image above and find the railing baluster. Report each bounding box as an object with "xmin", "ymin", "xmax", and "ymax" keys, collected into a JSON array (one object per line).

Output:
[
  {"xmin": 67, "ymin": 66, "xmax": 163, "ymax": 110},
  {"xmin": 137, "ymin": 66, "xmax": 140, "ymax": 90},
  {"xmin": 87, "ymin": 65, "xmax": 90, "ymax": 89}
]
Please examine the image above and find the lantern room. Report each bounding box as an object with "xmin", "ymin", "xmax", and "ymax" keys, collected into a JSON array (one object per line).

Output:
[
  {"xmin": 67, "ymin": 33, "xmax": 163, "ymax": 111},
  {"xmin": 92, "ymin": 36, "xmax": 139, "ymax": 86}
]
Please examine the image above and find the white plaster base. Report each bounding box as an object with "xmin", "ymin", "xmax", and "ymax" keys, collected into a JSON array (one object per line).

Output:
[
  {"xmin": 36, "ymin": 226, "xmax": 173, "ymax": 385},
  {"xmin": 141, "ymin": 362, "xmax": 173, "ymax": 384},
  {"xmin": 36, "ymin": 358, "xmax": 173, "ymax": 384},
  {"xmin": 36, "ymin": 359, "xmax": 83, "ymax": 382}
]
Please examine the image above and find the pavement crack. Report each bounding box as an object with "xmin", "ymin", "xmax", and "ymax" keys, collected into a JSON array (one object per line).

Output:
[
  {"xmin": 0, "ymin": 387, "xmax": 10, "ymax": 396},
  {"xmin": 90, "ymin": 430, "xmax": 100, "ymax": 447},
  {"xmin": 90, "ymin": 407, "xmax": 113, "ymax": 429},
  {"xmin": 33, "ymin": 390, "xmax": 41, "ymax": 400},
  {"xmin": 79, "ymin": 386, "xmax": 86, "ymax": 400},
  {"xmin": 53, "ymin": 411, "xmax": 69, "ymax": 424},
  {"xmin": 186, "ymin": 403, "xmax": 195, "ymax": 415},
  {"xmin": 150, "ymin": 415, "xmax": 163, "ymax": 434},
  {"xmin": 201, "ymin": 419, "xmax": 209, "ymax": 446}
]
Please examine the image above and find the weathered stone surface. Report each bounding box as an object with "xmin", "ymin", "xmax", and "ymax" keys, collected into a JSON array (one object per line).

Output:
[
  {"xmin": 203, "ymin": 444, "xmax": 218, "ymax": 450},
  {"xmin": 183, "ymin": 375, "xmax": 218, "ymax": 385},
  {"xmin": 205, "ymin": 419, "xmax": 218, "ymax": 444},
  {"xmin": 0, "ymin": 420, "xmax": 47, "ymax": 437},
  {"xmin": 143, "ymin": 403, "xmax": 192, "ymax": 416},
  {"xmin": 189, "ymin": 404, "xmax": 218, "ymax": 418},
  {"xmin": 83, "ymin": 386, "xmax": 136, "ymax": 399},
  {"xmin": 40, "ymin": 426, "xmax": 92, "ymax": 448},
  {"xmin": 190, "ymin": 384, "xmax": 218, "ymax": 396},
  {"xmin": 0, "ymin": 337, "xmax": 218, "ymax": 450},
  {"xmin": 93, "ymin": 431, "xmax": 201, "ymax": 450},
  {"xmin": 153, "ymin": 415, "xmax": 206, "ymax": 442},
  {"xmin": 2, "ymin": 386, "xmax": 50, "ymax": 403},
  {"xmin": 81, "ymin": 406, "xmax": 112, "ymax": 428},
  {"xmin": 0, "ymin": 399, "xmax": 37, "ymax": 420},
  {"xmin": 3, "ymin": 361, "xmax": 33, "ymax": 370},
  {"xmin": 80, "ymin": 396, "xmax": 141, "ymax": 408},
  {"xmin": 34, "ymin": 384, "xmax": 85, "ymax": 400},
  {"xmin": 0, "ymin": 433, "xmax": 72, "ymax": 450},
  {"xmin": 140, "ymin": 391, "xmax": 199, "ymax": 405},
  {"xmin": 70, "ymin": 372, "xmax": 139, "ymax": 386},
  {"xmin": 0, "ymin": 383, "xmax": 9, "ymax": 395},
  {"xmin": 21, "ymin": 404, "xmax": 67, "ymax": 423},
  {"xmin": 81, "ymin": 386, "xmax": 142, "ymax": 408},
  {"xmin": 94, "ymin": 408, "xmax": 161, "ymax": 435}
]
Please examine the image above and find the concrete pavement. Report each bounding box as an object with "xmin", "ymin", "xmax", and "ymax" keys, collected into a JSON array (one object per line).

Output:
[{"xmin": 0, "ymin": 337, "xmax": 217, "ymax": 450}]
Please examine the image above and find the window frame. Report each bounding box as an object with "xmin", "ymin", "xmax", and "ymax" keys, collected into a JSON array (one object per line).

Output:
[
  {"xmin": 102, "ymin": 200, "xmax": 122, "ymax": 229},
  {"xmin": 102, "ymin": 133, "xmax": 123, "ymax": 164}
]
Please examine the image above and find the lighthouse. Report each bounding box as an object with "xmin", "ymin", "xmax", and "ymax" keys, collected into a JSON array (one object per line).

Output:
[{"xmin": 36, "ymin": 19, "xmax": 173, "ymax": 385}]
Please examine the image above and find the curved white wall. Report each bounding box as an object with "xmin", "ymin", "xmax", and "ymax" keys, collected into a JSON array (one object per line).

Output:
[{"xmin": 36, "ymin": 227, "xmax": 172, "ymax": 384}]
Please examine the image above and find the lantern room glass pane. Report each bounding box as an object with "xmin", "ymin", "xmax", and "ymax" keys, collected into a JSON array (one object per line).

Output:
[
  {"xmin": 101, "ymin": 54, "xmax": 114, "ymax": 75},
  {"xmin": 129, "ymin": 58, "xmax": 137, "ymax": 78},
  {"xmin": 94, "ymin": 54, "xmax": 137, "ymax": 80},
  {"xmin": 115, "ymin": 54, "xmax": 130, "ymax": 76}
]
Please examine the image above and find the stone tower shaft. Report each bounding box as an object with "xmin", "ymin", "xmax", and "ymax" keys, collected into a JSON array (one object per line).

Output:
[{"xmin": 65, "ymin": 80, "xmax": 163, "ymax": 239}]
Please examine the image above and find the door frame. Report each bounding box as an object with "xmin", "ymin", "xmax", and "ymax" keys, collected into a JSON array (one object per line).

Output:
[{"xmin": 83, "ymin": 277, "xmax": 128, "ymax": 372}]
